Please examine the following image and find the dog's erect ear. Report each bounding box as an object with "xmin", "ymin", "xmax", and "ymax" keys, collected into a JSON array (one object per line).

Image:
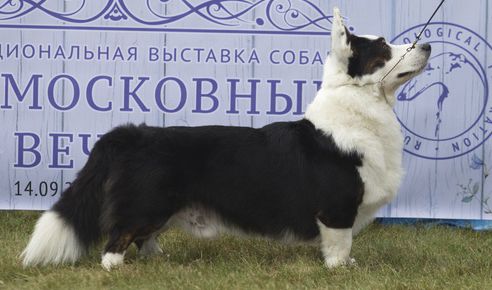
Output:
[{"xmin": 330, "ymin": 7, "xmax": 351, "ymax": 60}]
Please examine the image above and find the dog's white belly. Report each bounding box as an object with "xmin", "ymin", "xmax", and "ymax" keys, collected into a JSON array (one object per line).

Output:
[
  {"xmin": 166, "ymin": 205, "xmax": 227, "ymax": 238},
  {"xmin": 166, "ymin": 205, "xmax": 312, "ymax": 244},
  {"xmin": 166, "ymin": 205, "xmax": 259, "ymax": 239}
]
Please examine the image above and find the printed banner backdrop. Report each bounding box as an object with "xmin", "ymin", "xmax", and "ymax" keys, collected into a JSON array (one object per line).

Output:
[{"xmin": 0, "ymin": 0, "xmax": 491, "ymax": 220}]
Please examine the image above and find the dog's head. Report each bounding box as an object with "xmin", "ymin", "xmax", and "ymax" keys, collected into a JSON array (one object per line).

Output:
[{"xmin": 325, "ymin": 7, "xmax": 431, "ymax": 99}]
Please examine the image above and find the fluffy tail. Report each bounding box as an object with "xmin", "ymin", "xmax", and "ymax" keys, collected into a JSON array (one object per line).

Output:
[
  {"xmin": 20, "ymin": 211, "xmax": 84, "ymax": 266},
  {"xmin": 21, "ymin": 137, "xmax": 113, "ymax": 267}
]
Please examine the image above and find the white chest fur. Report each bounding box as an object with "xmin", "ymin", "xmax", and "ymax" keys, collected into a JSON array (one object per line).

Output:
[{"xmin": 305, "ymin": 85, "xmax": 404, "ymax": 235}]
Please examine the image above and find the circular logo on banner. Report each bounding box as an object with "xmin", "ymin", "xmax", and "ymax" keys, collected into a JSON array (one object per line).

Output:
[{"xmin": 392, "ymin": 23, "xmax": 492, "ymax": 160}]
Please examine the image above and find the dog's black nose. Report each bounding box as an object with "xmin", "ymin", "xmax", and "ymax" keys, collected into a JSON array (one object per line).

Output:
[{"xmin": 420, "ymin": 43, "xmax": 431, "ymax": 52}]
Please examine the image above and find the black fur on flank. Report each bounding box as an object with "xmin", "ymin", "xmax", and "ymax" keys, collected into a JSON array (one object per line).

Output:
[
  {"xmin": 51, "ymin": 119, "xmax": 364, "ymax": 255},
  {"xmin": 346, "ymin": 32, "xmax": 392, "ymax": 78},
  {"xmin": 52, "ymin": 139, "xmax": 111, "ymax": 250}
]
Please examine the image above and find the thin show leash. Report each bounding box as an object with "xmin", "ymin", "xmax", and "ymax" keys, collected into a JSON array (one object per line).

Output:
[{"xmin": 377, "ymin": 0, "xmax": 446, "ymax": 104}]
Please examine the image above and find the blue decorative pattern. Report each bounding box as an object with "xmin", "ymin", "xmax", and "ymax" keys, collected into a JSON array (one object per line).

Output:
[
  {"xmin": 265, "ymin": 0, "xmax": 333, "ymax": 31},
  {"xmin": 0, "ymin": 0, "xmax": 335, "ymax": 33},
  {"xmin": 104, "ymin": 2, "xmax": 127, "ymax": 21}
]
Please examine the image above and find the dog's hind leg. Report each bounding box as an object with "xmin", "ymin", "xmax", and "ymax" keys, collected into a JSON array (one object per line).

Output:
[
  {"xmin": 135, "ymin": 229, "xmax": 166, "ymax": 257},
  {"xmin": 101, "ymin": 224, "xmax": 164, "ymax": 270},
  {"xmin": 101, "ymin": 228, "xmax": 136, "ymax": 271}
]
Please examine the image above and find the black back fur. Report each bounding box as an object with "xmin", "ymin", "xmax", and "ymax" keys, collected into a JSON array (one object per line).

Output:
[{"xmin": 53, "ymin": 119, "xmax": 365, "ymax": 249}]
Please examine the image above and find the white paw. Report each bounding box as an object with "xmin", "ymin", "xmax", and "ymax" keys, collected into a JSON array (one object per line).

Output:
[
  {"xmin": 347, "ymin": 257, "xmax": 357, "ymax": 266},
  {"xmin": 101, "ymin": 252, "xmax": 124, "ymax": 271},
  {"xmin": 324, "ymin": 256, "xmax": 356, "ymax": 268},
  {"xmin": 138, "ymin": 240, "xmax": 163, "ymax": 257},
  {"xmin": 324, "ymin": 256, "xmax": 345, "ymax": 268}
]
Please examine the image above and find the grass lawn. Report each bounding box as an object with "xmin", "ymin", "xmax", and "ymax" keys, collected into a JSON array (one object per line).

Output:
[{"xmin": 1, "ymin": 211, "xmax": 491, "ymax": 290}]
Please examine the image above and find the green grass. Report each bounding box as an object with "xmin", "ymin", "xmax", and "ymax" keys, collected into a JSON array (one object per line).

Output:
[{"xmin": 1, "ymin": 211, "xmax": 491, "ymax": 290}]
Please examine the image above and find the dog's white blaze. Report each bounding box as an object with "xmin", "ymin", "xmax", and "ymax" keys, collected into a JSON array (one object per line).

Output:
[
  {"xmin": 21, "ymin": 211, "xmax": 83, "ymax": 266},
  {"xmin": 101, "ymin": 252, "xmax": 125, "ymax": 271},
  {"xmin": 317, "ymin": 221, "xmax": 353, "ymax": 268}
]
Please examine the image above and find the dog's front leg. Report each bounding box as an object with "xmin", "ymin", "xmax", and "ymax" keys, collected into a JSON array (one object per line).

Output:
[{"xmin": 317, "ymin": 220, "xmax": 355, "ymax": 268}]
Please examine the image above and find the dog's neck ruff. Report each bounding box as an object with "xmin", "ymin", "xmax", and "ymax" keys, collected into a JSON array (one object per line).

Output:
[
  {"xmin": 321, "ymin": 77, "xmax": 393, "ymax": 108},
  {"xmin": 376, "ymin": 82, "xmax": 392, "ymax": 106}
]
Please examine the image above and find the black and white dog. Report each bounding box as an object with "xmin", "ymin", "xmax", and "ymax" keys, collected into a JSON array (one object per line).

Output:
[{"xmin": 22, "ymin": 8, "xmax": 431, "ymax": 270}]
